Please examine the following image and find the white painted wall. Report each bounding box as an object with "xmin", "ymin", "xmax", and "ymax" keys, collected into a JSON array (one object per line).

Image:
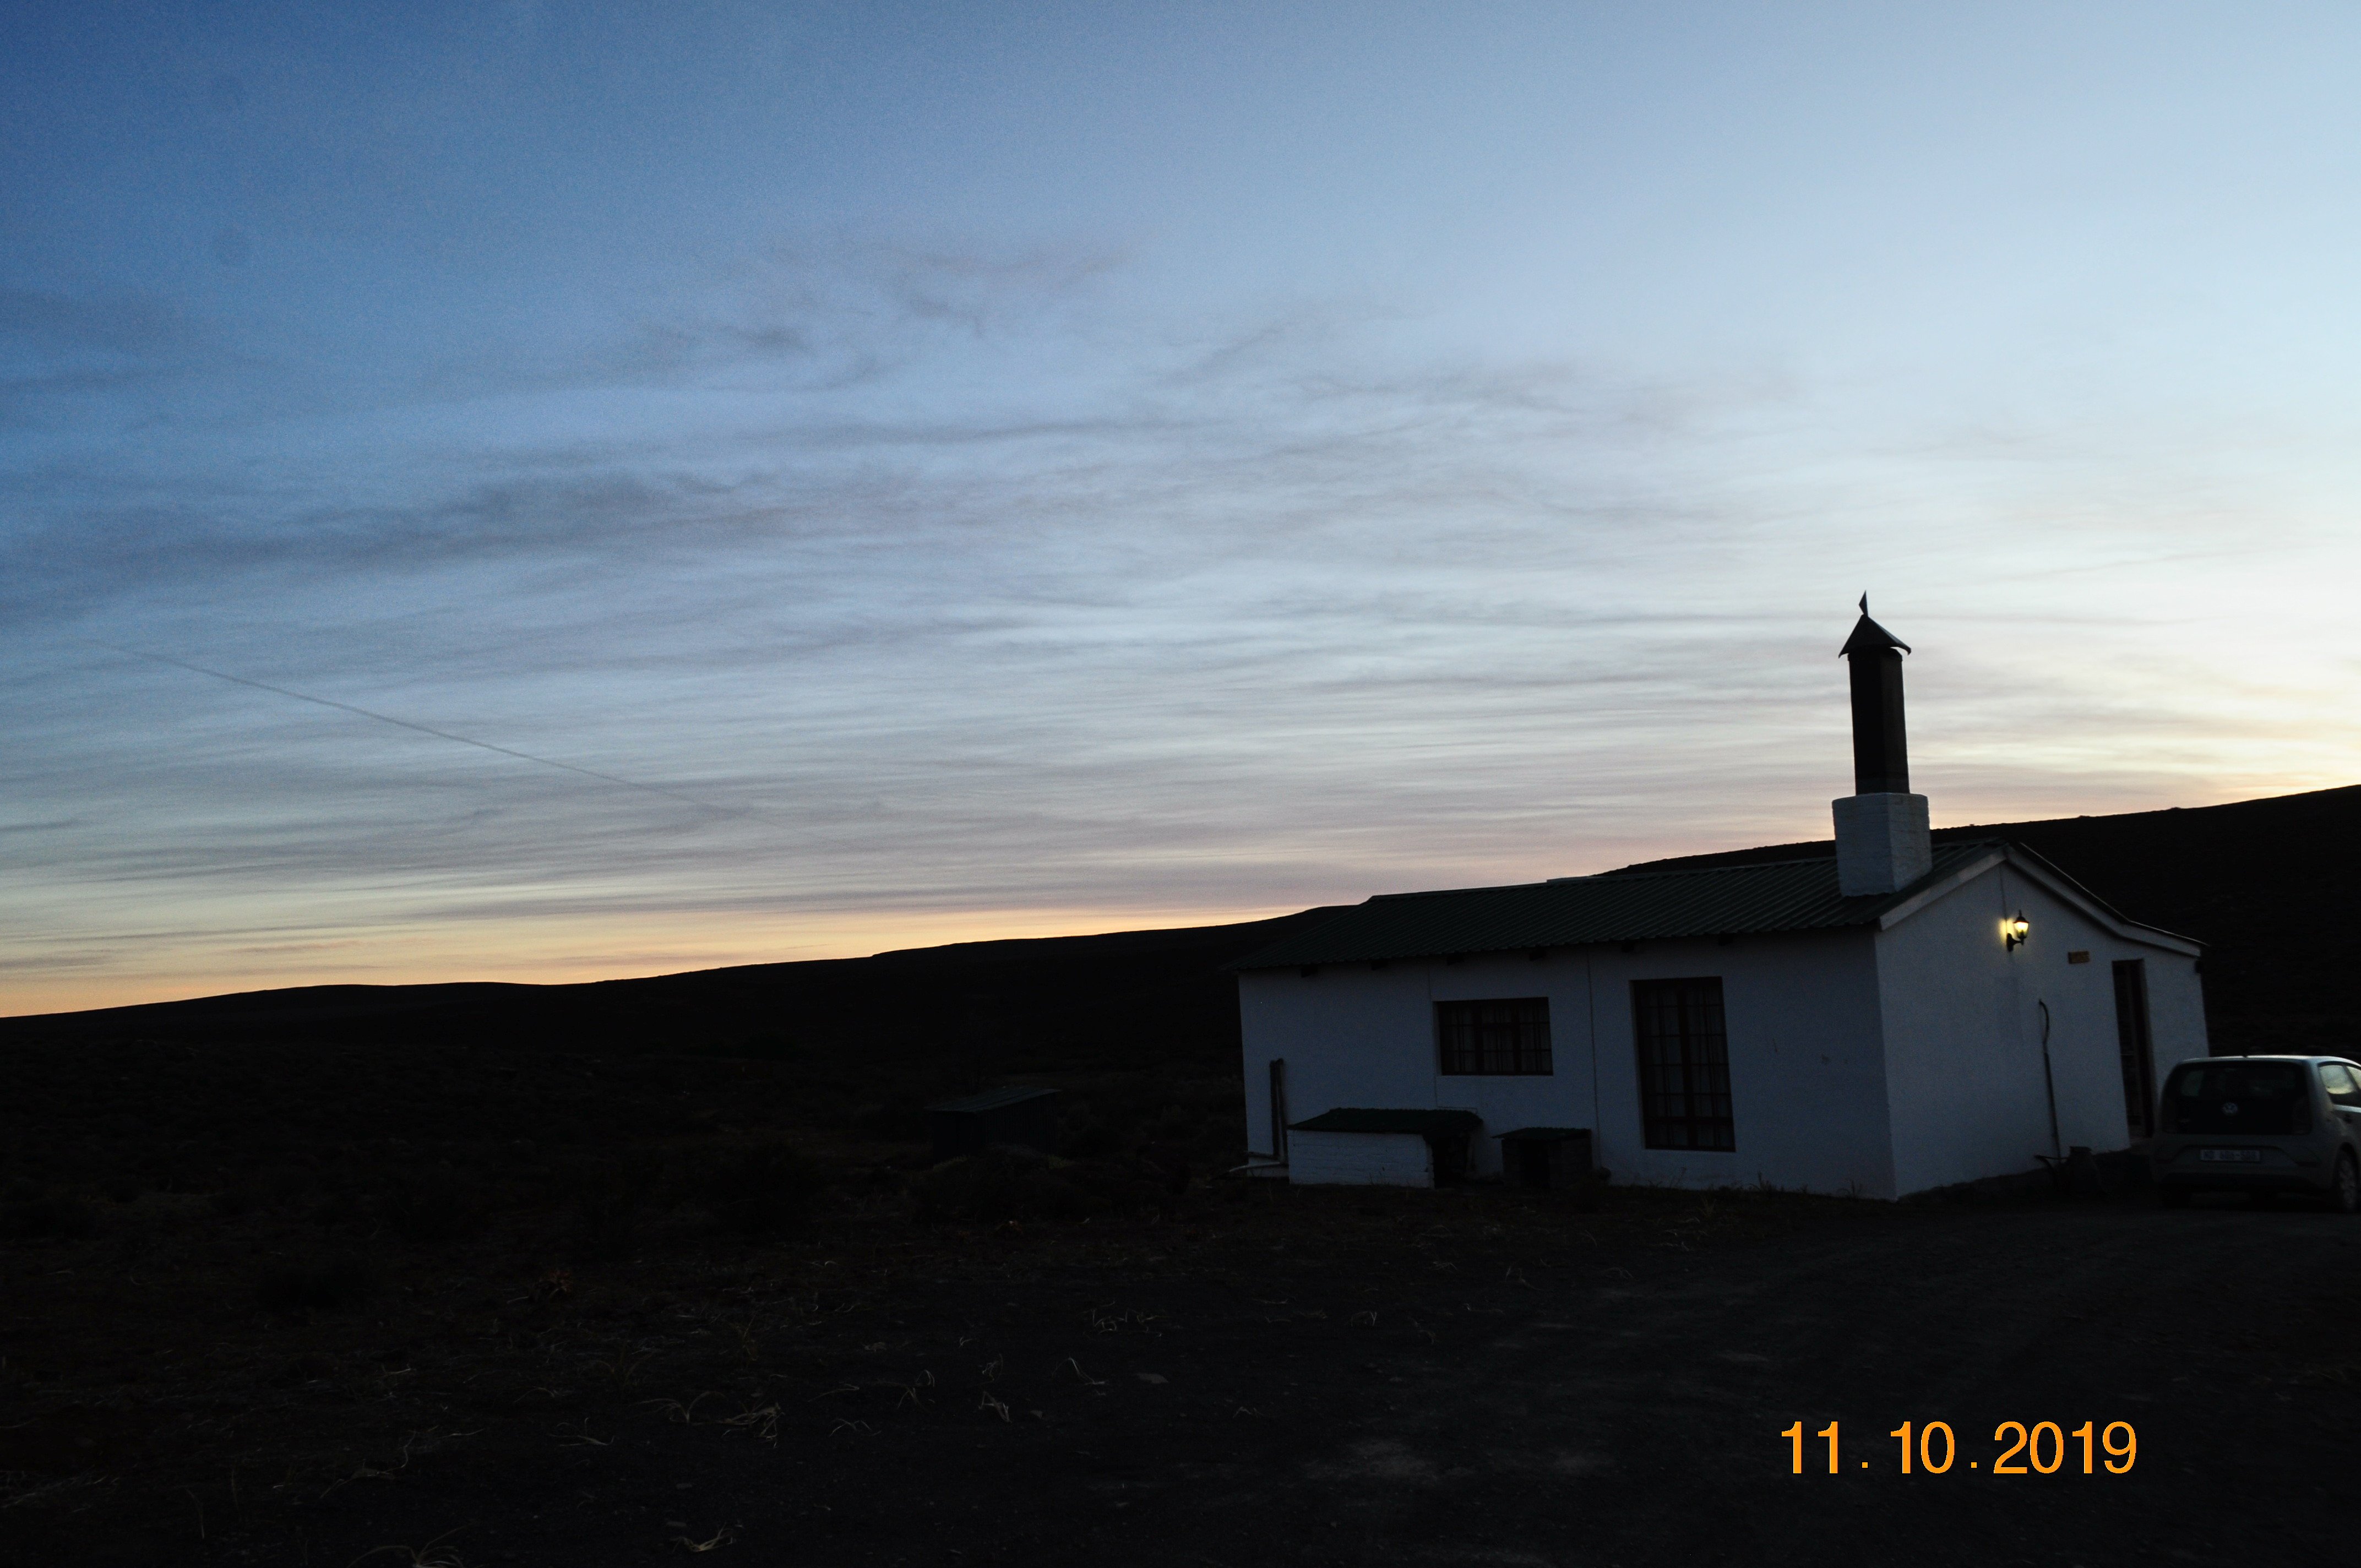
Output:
[
  {"xmin": 1288, "ymin": 1130, "xmax": 1434, "ymax": 1186},
  {"xmin": 1585, "ymin": 932, "xmax": 1895, "ymax": 1197},
  {"xmin": 1239, "ymin": 931, "xmax": 1896, "ymax": 1196},
  {"xmin": 2141, "ymin": 948, "xmax": 2210, "ymax": 1080},
  {"xmin": 1877, "ymin": 863, "xmax": 2061, "ymax": 1195},
  {"xmin": 1428, "ymin": 951, "xmax": 1595, "ymax": 1176},
  {"xmin": 1875, "ymin": 859, "xmax": 2209, "ymax": 1195},
  {"xmin": 1238, "ymin": 952, "xmax": 1592, "ymax": 1178},
  {"xmin": 1237, "ymin": 963, "xmax": 1446, "ymax": 1162}
]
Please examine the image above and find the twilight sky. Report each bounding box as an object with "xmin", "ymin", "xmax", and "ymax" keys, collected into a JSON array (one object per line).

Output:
[{"xmin": 7, "ymin": 3, "xmax": 2360, "ymax": 1013}]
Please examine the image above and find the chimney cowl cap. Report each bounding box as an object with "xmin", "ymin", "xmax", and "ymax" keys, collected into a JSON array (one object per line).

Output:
[{"xmin": 1840, "ymin": 597, "xmax": 1911, "ymax": 658}]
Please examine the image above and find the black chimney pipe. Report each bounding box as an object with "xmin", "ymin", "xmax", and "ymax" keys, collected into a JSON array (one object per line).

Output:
[{"xmin": 1840, "ymin": 600, "xmax": 1912, "ymax": 795}]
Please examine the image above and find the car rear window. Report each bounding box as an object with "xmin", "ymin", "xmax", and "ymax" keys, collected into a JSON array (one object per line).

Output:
[{"xmin": 2164, "ymin": 1062, "xmax": 2312, "ymax": 1135}]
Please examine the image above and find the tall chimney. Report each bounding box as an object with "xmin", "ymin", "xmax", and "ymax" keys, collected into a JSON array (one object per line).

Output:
[{"xmin": 1832, "ymin": 596, "xmax": 1932, "ymax": 895}]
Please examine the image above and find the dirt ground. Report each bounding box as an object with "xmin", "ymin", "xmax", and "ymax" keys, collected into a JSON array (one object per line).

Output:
[{"xmin": 7, "ymin": 1165, "xmax": 2357, "ymax": 1567}]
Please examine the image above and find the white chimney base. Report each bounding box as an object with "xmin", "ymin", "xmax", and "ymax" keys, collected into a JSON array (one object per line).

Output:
[{"xmin": 1833, "ymin": 792, "xmax": 1932, "ymax": 896}]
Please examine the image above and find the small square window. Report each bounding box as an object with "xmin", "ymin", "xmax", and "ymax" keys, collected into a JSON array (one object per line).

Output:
[{"xmin": 1436, "ymin": 998, "xmax": 1552, "ymax": 1076}]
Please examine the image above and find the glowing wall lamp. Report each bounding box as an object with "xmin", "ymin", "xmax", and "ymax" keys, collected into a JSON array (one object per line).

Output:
[{"xmin": 2004, "ymin": 912, "xmax": 2030, "ymax": 952}]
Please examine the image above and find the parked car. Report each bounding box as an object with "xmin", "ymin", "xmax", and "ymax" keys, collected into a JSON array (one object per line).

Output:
[{"xmin": 2151, "ymin": 1055, "xmax": 2361, "ymax": 1211}]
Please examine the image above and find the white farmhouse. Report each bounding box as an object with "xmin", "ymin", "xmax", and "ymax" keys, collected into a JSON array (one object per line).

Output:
[{"xmin": 1230, "ymin": 606, "xmax": 2207, "ymax": 1199}]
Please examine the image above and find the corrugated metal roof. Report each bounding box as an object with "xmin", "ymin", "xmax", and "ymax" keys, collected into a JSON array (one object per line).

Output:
[{"xmin": 1230, "ymin": 839, "xmax": 2005, "ymax": 970}]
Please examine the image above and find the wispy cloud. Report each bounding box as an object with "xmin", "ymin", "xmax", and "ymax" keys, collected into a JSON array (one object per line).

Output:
[
  {"xmin": 4, "ymin": 236, "xmax": 2356, "ymax": 1013},
  {"xmin": 0, "ymin": 284, "xmax": 235, "ymax": 427}
]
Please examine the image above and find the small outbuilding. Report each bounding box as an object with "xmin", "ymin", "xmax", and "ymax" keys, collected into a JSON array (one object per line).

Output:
[
  {"xmin": 1286, "ymin": 1107, "xmax": 1480, "ymax": 1186},
  {"xmin": 929, "ymin": 1086, "xmax": 1059, "ymax": 1163},
  {"xmin": 1231, "ymin": 605, "xmax": 2207, "ymax": 1199}
]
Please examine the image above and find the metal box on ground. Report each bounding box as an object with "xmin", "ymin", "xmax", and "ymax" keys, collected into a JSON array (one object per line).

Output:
[
  {"xmin": 928, "ymin": 1086, "xmax": 1059, "ymax": 1163},
  {"xmin": 1499, "ymin": 1126, "xmax": 1596, "ymax": 1189}
]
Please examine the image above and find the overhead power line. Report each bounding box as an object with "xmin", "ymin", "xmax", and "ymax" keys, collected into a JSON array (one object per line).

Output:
[{"xmin": 83, "ymin": 637, "xmax": 762, "ymax": 823}]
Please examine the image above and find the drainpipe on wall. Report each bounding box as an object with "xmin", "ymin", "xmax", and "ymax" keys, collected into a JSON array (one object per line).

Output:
[{"xmin": 2038, "ymin": 999, "xmax": 2061, "ymax": 1160}]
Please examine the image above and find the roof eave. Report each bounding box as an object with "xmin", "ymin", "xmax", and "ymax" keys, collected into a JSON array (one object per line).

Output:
[
  {"xmin": 1873, "ymin": 846, "xmax": 2010, "ymax": 931},
  {"xmin": 1228, "ymin": 921, "xmax": 1890, "ymax": 973},
  {"xmin": 1995, "ymin": 843, "xmax": 2205, "ymax": 955},
  {"xmin": 1872, "ymin": 841, "xmax": 2202, "ymax": 955}
]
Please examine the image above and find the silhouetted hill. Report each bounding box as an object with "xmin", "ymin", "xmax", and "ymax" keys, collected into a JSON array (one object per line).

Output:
[
  {"xmin": 0, "ymin": 910, "xmax": 1351, "ymax": 1072},
  {"xmin": 7, "ymin": 783, "xmax": 2355, "ymax": 1060}
]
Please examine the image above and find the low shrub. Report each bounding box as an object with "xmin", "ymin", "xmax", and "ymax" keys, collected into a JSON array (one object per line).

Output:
[
  {"xmin": 1135, "ymin": 1144, "xmax": 1194, "ymax": 1197},
  {"xmin": 912, "ymin": 1147, "xmax": 1156, "ymax": 1223},
  {"xmin": 378, "ymin": 1174, "xmax": 487, "ymax": 1244},
  {"xmin": 0, "ymin": 1191, "xmax": 97, "ymax": 1240},
  {"xmin": 271, "ymin": 1353, "xmax": 339, "ymax": 1386},
  {"xmin": 853, "ymin": 1164, "xmax": 907, "ymax": 1195},
  {"xmin": 1059, "ymin": 1113, "xmax": 1123, "ymax": 1161},
  {"xmin": 680, "ymin": 1031, "xmax": 799, "ymax": 1063},
  {"xmin": 691, "ymin": 1142, "xmax": 823, "ymax": 1236},
  {"xmin": 257, "ymin": 1254, "xmax": 373, "ymax": 1311},
  {"xmin": 564, "ymin": 1156, "xmax": 661, "ymax": 1255},
  {"xmin": 1153, "ymin": 1103, "xmax": 1202, "ymax": 1142},
  {"xmin": 856, "ymin": 1100, "xmax": 930, "ymax": 1142}
]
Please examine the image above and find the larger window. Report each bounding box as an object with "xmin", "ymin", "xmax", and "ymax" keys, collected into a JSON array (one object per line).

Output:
[
  {"xmin": 1633, "ymin": 977, "xmax": 1735, "ymax": 1151},
  {"xmin": 1436, "ymin": 998, "xmax": 1553, "ymax": 1075}
]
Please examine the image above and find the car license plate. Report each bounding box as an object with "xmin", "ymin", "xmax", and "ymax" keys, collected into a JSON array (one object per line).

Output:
[{"xmin": 2199, "ymin": 1148, "xmax": 2264, "ymax": 1163}]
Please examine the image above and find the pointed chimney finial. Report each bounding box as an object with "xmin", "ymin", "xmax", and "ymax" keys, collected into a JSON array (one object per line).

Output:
[{"xmin": 1859, "ymin": 592, "xmax": 1868, "ymax": 614}]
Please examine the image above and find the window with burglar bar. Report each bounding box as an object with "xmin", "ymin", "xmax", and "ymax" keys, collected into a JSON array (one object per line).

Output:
[
  {"xmin": 1632, "ymin": 977, "xmax": 1735, "ymax": 1150},
  {"xmin": 1435, "ymin": 998, "xmax": 1553, "ymax": 1076}
]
